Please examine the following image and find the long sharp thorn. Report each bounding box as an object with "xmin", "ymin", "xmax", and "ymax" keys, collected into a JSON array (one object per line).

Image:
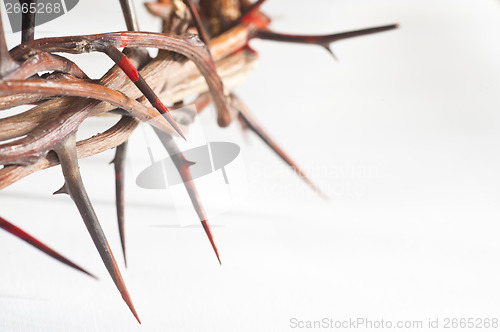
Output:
[
  {"xmin": 54, "ymin": 134, "xmax": 141, "ymax": 323},
  {"xmin": 162, "ymin": 111, "xmax": 187, "ymax": 140},
  {"xmin": 114, "ymin": 1, "xmax": 145, "ymax": 268},
  {"xmin": 53, "ymin": 183, "xmax": 69, "ymax": 196},
  {"xmin": 201, "ymin": 219, "xmax": 221, "ymax": 265},
  {"xmin": 95, "ymin": 42, "xmax": 186, "ymax": 140},
  {"xmin": 153, "ymin": 129, "xmax": 221, "ymax": 264},
  {"xmin": 117, "ymin": 0, "xmax": 141, "ymax": 266},
  {"xmin": 0, "ymin": 216, "xmax": 96, "ymax": 279},
  {"xmin": 233, "ymin": 94, "xmax": 328, "ymax": 201},
  {"xmin": 21, "ymin": 0, "xmax": 37, "ymax": 43},
  {"xmin": 113, "ymin": 3, "xmax": 143, "ymax": 268},
  {"xmin": 112, "ymin": 142, "xmax": 128, "ymax": 267},
  {"xmin": 255, "ymin": 24, "xmax": 399, "ymax": 57}
]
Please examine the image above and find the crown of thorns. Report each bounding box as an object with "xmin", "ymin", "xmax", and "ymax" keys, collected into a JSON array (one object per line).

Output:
[{"xmin": 0, "ymin": 0, "xmax": 397, "ymax": 323}]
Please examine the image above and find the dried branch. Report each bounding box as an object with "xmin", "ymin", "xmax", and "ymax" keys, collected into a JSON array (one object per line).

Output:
[
  {"xmin": 0, "ymin": 116, "xmax": 139, "ymax": 190},
  {"xmin": 5, "ymin": 50, "xmax": 88, "ymax": 80},
  {"xmin": 233, "ymin": 94, "xmax": 328, "ymax": 200},
  {"xmin": 0, "ymin": 79, "xmax": 176, "ymax": 144}
]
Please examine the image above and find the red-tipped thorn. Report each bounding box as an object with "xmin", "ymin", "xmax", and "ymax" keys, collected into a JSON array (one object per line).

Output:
[
  {"xmin": 233, "ymin": 94, "xmax": 329, "ymax": 201},
  {"xmin": 255, "ymin": 24, "xmax": 399, "ymax": 59},
  {"xmin": 0, "ymin": 216, "xmax": 96, "ymax": 279},
  {"xmin": 153, "ymin": 129, "xmax": 222, "ymax": 264},
  {"xmin": 106, "ymin": 240, "xmax": 141, "ymax": 324},
  {"xmin": 97, "ymin": 43, "xmax": 186, "ymax": 140},
  {"xmin": 55, "ymin": 134, "xmax": 140, "ymax": 323},
  {"xmin": 162, "ymin": 111, "xmax": 187, "ymax": 141},
  {"xmin": 201, "ymin": 220, "xmax": 221, "ymax": 265}
]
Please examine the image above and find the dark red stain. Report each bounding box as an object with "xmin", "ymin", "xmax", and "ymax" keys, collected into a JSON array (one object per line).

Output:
[
  {"xmin": 117, "ymin": 55, "xmax": 139, "ymax": 82},
  {"xmin": 1, "ymin": 216, "xmax": 46, "ymax": 248}
]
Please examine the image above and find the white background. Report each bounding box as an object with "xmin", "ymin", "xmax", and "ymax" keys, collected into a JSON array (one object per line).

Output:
[{"xmin": 1, "ymin": 0, "xmax": 500, "ymax": 331}]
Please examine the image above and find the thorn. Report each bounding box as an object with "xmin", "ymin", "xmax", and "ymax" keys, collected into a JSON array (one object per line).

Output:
[
  {"xmin": 232, "ymin": 94, "xmax": 329, "ymax": 201},
  {"xmin": 107, "ymin": 239, "xmax": 141, "ymax": 324},
  {"xmin": 202, "ymin": 220, "xmax": 221, "ymax": 265},
  {"xmin": 53, "ymin": 183, "xmax": 69, "ymax": 196},
  {"xmin": 179, "ymin": 156, "xmax": 196, "ymax": 168},
  {"xmin": 54, "ymin": 133, "xmax": 140, "ymax": 323},
  {"xmin": 254, "ymin": 24, "xmax": 399, "ymax": 60},
  {"xmin": 163, "ymin": 112, "xmax": 187, "ymax": 140},
  {"xmin": 236, "ymin": 113, "xmax": 252, "ymax": 143},
  {"xmin": 113, "ymin": 142, "xmax": 128, "ymax": 267},
  {"xmin": 0, "ymin": 216, "xmax": 97, "ymax": 279},
  {"xmin": 95, "ymin": 43, "xmax": 186, "ymax": 140},
  {"xmin": 110, "ymin": 5, "xmax": 142, "ymax": 268},
  {"xmin": 153, "ymin": 129, "xmax": 221, "ymax": 264},
  {"xmin": 323, "ymin": 46, "xmax": 339, "ymax": 62}
]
